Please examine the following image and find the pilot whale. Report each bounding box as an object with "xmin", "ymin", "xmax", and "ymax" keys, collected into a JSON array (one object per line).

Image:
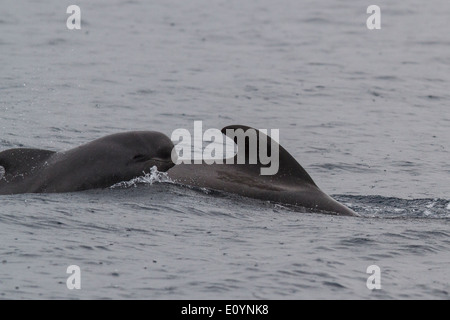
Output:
[
  {"xmin": 168, "ymin": 125, "xmax": 358, "ymax": 216},
  {"xmin": 0, "ymin": 131, "xmax": 174, "ymax": 195}
]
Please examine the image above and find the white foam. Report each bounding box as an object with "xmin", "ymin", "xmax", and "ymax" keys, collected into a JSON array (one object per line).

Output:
[
  {"xmin": 426, "ymin": 202, "xmax": 435, "ymax": 209},
  {"xmin": 110, "ymin": 166, "xmax": 172, "ymax": 189},
  {"xmin": 446, "ymin": 203, "xmax": 450, "ymax": 210}
]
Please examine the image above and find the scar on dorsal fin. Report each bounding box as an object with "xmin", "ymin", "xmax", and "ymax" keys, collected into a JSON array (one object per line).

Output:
[
  {"xmin": 0, "ymin": 148, "xmax": 56, "ymax": 179},
  {"xmin": 221, "ymin": 125, "xmax": 317, "ymax": 186}
]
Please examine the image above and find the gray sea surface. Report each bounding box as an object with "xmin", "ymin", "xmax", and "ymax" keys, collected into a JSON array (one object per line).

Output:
[{"xmin": 1, "ymin": 0, "xmax": 449, "ymax": 299}]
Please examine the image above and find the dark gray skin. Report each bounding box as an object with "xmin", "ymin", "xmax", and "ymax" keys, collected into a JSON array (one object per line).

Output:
[
  {"xmin": 168, "ymin": 125, "xmax": 358, "ymax": 216},
  {"xmin": 0, "ymin": 131, "xmax": 175, "ymax": 195}
]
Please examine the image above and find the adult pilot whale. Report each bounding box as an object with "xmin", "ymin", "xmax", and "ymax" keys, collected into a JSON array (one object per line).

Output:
[
  {"xmin": 168, "ymin": 125, "xmax": 358, "ymax": 216},
  {"xmin": 0, "ymin": 131, "xmax": 175, "ymax": 195}
]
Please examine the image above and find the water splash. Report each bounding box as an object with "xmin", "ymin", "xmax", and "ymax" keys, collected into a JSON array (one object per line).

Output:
[{"xmin": 110, "ymin": 166, "xmax": 172, "ymax": 189}]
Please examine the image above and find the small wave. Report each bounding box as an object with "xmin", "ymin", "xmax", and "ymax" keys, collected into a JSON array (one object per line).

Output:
[
  {"xmin": 109, "ymin": 166, "xmax": 172, "ymax": 189},
  {"xmin": 334, "ymin": 195, "xmax": 450, "ymax": 219},
  {"xmin": 311, "ymin": 162, "xmax": 375, "ymax": 174},
  {"xmin": 47, "ymin": 38, "xmax": 67, "ymax": 46},
  {"xmin": 422, "ymin": 95, "xmax": 442, "ymax": 101}
]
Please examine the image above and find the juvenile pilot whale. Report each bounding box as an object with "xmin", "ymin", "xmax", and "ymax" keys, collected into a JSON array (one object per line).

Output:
[
  {"xmin": 0, "ymin": 131, "xmax": 175, "ymax": 195},
  {"xmin": 168, "ymin": 125, "xmax": 358, "ymax": 216}
]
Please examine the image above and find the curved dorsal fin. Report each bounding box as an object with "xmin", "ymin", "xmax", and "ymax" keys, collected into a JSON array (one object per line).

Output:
[
  {"xmin": 221, "ymin": 125, "xmax": 317, "ymax": 186},
  {"xmin": 0, "ymin": 148, "xmax": 56, "ymax": 179}
]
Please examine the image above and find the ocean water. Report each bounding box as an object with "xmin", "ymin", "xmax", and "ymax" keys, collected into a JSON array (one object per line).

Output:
[{"xmin": 1, "ymin": 0, "xmax": 449, "ymax": 299}]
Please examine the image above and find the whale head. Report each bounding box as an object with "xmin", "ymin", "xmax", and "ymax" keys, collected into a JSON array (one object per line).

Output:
[
  {"xmin": 62, "ymin": 131, "xmax": 176, "ymax": 189},
  {"xmin": 107, "ymin": 131, "xmax": 176, "ymax": 174},
  {"xmin": 0, "ymin": 131, "xmax": 176, "ymax": 194}
]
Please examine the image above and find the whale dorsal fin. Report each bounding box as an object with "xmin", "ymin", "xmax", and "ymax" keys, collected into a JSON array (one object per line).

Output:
[
  {"xmin": 0, "ymin": 148, "xmax": 56, "ymax": 179},
  {"xmin": 221, "ymin": 125, "xmax": 317, "ymax": 186}
]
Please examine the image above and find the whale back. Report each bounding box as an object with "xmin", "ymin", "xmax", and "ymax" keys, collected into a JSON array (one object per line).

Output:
[{"xmin": 168, "ymin": 125, "xmax": 357, "ymax": 216}]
